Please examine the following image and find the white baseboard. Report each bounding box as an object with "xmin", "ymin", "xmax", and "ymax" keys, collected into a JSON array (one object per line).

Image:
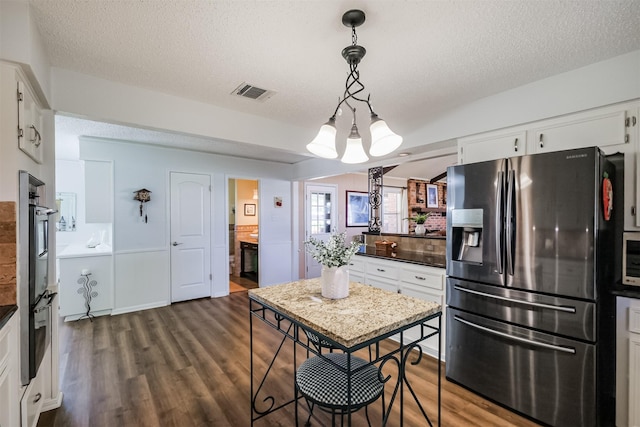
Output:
[
  {"xmin": 110, "ymin": 301, "xmax": 168, "ymax": 316},
  {"xmin": 63, "ymin": 309, "xmax": 111, "ymax": 322}
]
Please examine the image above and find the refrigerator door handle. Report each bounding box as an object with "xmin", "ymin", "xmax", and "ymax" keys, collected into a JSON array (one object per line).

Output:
[
  {"xmin": 495, "ymin": 169, "xmax": 505, "ymax": 274},
  {"xmin": 453, "ymin": 285, "xmax": 577, "ymax": 313},
  {"xmin": 506, "ymin": 168, "xmax": 515, "ymax": 276},
  {"xmin": 454, "ymin": 315, "xmax": 576, "ymax": 354}
]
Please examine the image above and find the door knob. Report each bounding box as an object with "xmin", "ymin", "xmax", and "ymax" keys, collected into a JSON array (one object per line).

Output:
[{"xmin": 172, "ymin": 242, "xmax": 183, "ymax": 246}]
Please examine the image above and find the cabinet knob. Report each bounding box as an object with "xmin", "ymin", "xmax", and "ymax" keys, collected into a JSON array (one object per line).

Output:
[
  {"xmin": 539, "ymin": 133, "xmax": 544, "ymax": 148},
  {"xmin": 415, "ymin": 275, "xmax": 426, "ymax": 280},
  {"xmin": 172, "ymin": 242, "xmax": 183, "ymax": 246},
  {"xmin": 514, "ymin": 138, "xmax": 518, "ymax": 152},
  {"xmin": 377, "ymin": 268, "xmax": 385, "ymax": 272},
  {"xmin": 33, "ymin": 392, "xmax": 42, "ymax": 403}
]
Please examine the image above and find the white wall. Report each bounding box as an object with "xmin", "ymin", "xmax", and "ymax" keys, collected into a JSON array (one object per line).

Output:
[
  {"xmin": 79, "ymin": 137, "xmax": 295, "ymax": 311},
  {"xmin": 50, "ymin": 67, "xmax": 309, "ymax": 154},
  {"xmin": 0, "ymin": 1, "xmax": 52, "ymax": 105}
]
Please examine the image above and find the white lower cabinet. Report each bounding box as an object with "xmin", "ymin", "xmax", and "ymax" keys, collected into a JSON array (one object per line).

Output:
[
  {"xmin": 21, "ymin": 357, "xmax": 45, "ymax": 427},
  {"xmin": 0, "ymin": 313, "xmax": 19, "ymax": 427},
  {"xmin": 347, "ymin": 256, "xmax": 365, "ymax": 284},
  {"xmin": 356, "ymin": 255, "xmax": 446, "ymax": 361},
  {"xmin": 58, "ymin": 254, "xmax": 113, "ymax": 320},
  {"xmin": 629, "ymin": 305, "xmax": 640, "ymax": 427}
]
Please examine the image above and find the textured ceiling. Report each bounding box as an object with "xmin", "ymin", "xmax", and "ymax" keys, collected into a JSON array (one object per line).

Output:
[{"xmin": 30, "ymin": 0, "xmax": 640, "ymax": 175}]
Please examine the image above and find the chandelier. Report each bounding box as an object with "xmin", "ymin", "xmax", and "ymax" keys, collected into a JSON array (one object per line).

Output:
[{"xmin": 306, "ymin": 9, "xmax": 403, "ymax": 164}]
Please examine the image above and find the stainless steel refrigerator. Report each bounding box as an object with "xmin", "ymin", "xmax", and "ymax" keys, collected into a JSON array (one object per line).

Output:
[{"xmin": 445, "ymin": 147, "xmax": 618, "ymax": 427}]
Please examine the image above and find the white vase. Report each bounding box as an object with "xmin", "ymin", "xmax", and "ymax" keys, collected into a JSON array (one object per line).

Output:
[
  {"xmin": 415, "ymin": 224, "xmax": 426, "ymax": 236},
  {"xmin": 321, "ymin": 265, "xmax": 350, "ymax": 299}
]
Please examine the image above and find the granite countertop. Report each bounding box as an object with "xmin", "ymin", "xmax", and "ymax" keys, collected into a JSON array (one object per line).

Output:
[
  {"xmin": 240, "ymin": 238, "xmax": 258, "ymax": 245},
  {"xmin": 249, "ymin": 278, "xmax": 441, "ymax": 348},
  {"xmin": 0, "ymin": 305, "xmax": 18, "ymax": 330},
  {"xmin": 356, "ymin": 247, "xmax": 446, "ymax": 268}
]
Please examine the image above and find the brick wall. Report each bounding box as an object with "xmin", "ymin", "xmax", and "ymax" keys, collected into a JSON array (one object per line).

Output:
[
  {"xmin": 407, "ymin": 179, "xmax": 447, "ymax": 232},
  {"xmin": 0, "ymin": 202, "xmax": 16, "ymax": 305}
]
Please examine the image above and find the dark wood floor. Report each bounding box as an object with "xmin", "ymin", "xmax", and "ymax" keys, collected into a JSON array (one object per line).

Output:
[{"xmin": 38, "ymin": 292, "xmax": 540, "ymax": 427}]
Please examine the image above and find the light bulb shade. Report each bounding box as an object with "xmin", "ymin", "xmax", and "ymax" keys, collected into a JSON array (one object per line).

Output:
[
  {"xmin": 369, "ymin": 114, "xmax": 403, "ymax": 157},
  {"xmin": 306, "ymin": 119, "xmax": 338, "ymax": 159},
  {"xmin": 341, "ymin": 125, "xmax": 369, "ymax": 164}
]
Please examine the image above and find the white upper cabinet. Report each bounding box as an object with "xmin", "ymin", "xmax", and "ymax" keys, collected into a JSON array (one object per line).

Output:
[
  {"xmin": 84, "ymin": 160, "xmax": 113, "ymax": 223},
  {"xmin": 530, "ymin": 106, "xmax": 628, "ymax": 154},
  {"xmin": 458, "ymin": 101, "xmax": 637, "ymax": 165},
  {"xmin": 17, "ymin": 74, "xmax": 45, "ymax": 164},
  {"xmin": 458, "ymin": 128, "xmax": 527, "ymax": 165}
]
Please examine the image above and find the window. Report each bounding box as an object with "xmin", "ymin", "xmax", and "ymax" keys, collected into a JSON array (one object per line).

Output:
[
  {"xmin": 310, "ymin": 191, "xmax": 332, "ymax": 234},
  {"xmin": 382, "ymin": 187, "xmax": 406, "ymax": 233}
]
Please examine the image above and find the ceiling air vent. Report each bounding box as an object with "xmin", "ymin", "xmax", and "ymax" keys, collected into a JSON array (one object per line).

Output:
[{"xmin": 231, "ymin": 82, "xmax": 275, "ymax": 102}]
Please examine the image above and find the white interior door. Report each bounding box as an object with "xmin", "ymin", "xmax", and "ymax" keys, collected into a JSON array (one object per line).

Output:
[
  {"xmin": 305, "ymin": 184, "xmax": 337, "ymax": 278},
  {"xmin": 170, "ymin": 172, "xmax": 211, "ymax": 302}
]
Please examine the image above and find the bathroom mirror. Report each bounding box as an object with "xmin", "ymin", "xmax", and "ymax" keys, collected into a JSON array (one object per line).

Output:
[{"xmin": 55, "ymin": 192, "xmax": 77, "ymax": 231}]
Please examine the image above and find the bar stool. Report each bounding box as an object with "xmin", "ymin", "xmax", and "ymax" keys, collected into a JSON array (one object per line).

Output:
[{"xmin": 296, "ymin": 352, "xmax": 384, "ymax": 426}]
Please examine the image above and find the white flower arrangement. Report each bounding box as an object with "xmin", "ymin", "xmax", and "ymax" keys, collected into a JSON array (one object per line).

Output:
[{"xmin": 304, "ymin": 232, "xmax": 362, "ymax": 268}]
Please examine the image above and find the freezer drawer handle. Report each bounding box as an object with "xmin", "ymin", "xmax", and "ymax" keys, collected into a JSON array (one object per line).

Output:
[
  {"xmin": 453, "ymin": 285, "xmax": 577, "ymax": 313},
  {"xmin": 454, "ymin": 315, "xmax": 576, "ymax": 354}
]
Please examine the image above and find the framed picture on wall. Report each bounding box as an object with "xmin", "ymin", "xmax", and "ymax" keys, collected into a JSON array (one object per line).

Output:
[
  {"xmin": 427, "ymin": 184, "xmax": 438, "ymax": 208},
  {"xmin": 244, "ymin": 203, "xmax": 256, "ymax": 216},
  {"xmin": 346, "ymin": 191, "xmax": 369, "ymax": 227}
]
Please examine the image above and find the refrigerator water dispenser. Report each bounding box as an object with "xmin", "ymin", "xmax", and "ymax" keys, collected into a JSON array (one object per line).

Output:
[{"xmin": 450, "ymin": 209, "xmax": 483, "ymax": 264}]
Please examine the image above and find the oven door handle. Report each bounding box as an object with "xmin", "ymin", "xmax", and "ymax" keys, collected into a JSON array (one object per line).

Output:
[
  {"xmin": 454, "ymin": 285, "xmax": 576, "ymax": 313},
  {"xmin": 454, "ymin": 315, "xmax": 576, "ymax": 354}
]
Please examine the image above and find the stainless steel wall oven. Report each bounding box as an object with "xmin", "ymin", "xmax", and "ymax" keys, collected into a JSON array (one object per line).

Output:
[{"xmin": 19, "ymin": 171, "xmax": 57, "ymax": 385}]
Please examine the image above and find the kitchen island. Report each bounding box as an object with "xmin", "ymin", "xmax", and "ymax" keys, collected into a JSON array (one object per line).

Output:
[{"xmin": 249, "ymin": 278, "xmax": 442, "ymax": 426}]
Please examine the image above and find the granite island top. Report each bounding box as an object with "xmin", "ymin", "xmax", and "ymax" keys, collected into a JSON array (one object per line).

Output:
[
  {"xmin": 356, "ymin": 247, "xmax": 446, "ymax": 268},
  {"xmin": 0, "ymin": 305, "xmax": 17, "ymax": 330},
  {"xmin": 249, "ymin": 278, "xmax": 441, "ymax": 348}
]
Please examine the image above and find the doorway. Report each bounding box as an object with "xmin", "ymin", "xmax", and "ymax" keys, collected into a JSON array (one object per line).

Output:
[
  {"xmin": 228, "ymin": 178, "xmax": 259, "ymax": 292},
  {"xmin": 304, "ymin": 183, "xmax": 338, "ymax": 279}
]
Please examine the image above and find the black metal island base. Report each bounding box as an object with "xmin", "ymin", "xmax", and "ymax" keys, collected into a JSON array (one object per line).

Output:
[{"xmin": 248, "ymin": 279, "xmax": 442, "ymax": 426}]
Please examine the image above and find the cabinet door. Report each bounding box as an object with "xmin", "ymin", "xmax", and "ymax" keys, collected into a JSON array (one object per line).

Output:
[
  {"xmin": 458, "ymin": 129, "xmax": 526, "ymax": 164},
  {"xmin": 21, "ymin": 362, "xmax": 44, "ymax": 427},
  {"xmin": 58, "ymin": 256, "xmax": 113, "ymax": 318},
  {"xmin": 84, "ymin": 160, "xmax": 113, "ymax": 223},
  {"xmin": 17, "ymin": 79, "xmax": 44, "ymax": 164},
  {"xmin": 400, "ymin": 283, "xmax": 444, "ymax": 360},
  {"xmin": 0, "ymin": 315, "xmax": 19, "ymax": 427},
  {"xmin": 531, "ymin": 109, "xmax": 627, "ymax": 154}
]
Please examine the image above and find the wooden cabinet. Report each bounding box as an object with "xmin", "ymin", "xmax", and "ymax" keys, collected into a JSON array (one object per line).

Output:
[
  {"xmin": 354, "ymin": 255, "xmax": 446, "ymax": 360},
  {"xmin": 0, "ymin": 313, "xmax": 19, "ymax": 427}
]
